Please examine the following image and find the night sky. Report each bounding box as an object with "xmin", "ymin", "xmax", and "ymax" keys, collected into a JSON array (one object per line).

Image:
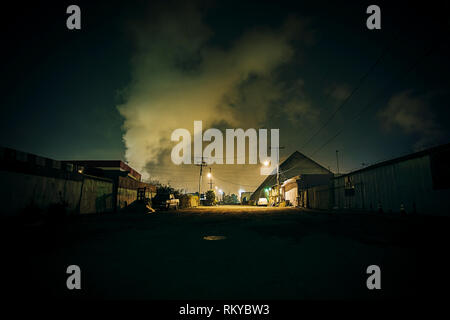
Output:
[{"xmin": 1, "ymin": 0, "xmax": 449, "ymax": 194}]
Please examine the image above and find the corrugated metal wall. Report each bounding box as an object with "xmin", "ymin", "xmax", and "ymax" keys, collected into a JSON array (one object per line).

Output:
[
  {"xmin": 303, "ymin": 185, "xmax": 333, "ymax": 210},
  {"xmin": 332, "ymin": 154, "xmax": 450, "ymax": 215},
  {"xmin": 0, "ymin": 170, "xmax": 114, "ymax": 216}
]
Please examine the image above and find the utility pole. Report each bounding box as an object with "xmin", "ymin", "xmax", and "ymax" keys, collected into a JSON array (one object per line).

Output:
[
  {"xmin": 336, "ymin": 150, "xmax": 340, "ymax": 175},
  {"xmin": 196, "ymin": 156, "xmax": 207, "ymax": 199},
  {"xmin": 208, "ymin": 167, "xmax": 213, "ymax": 190},
  {"xmin": 271, "ymin": 146, "xmax": 284, "ymax": 205},
  {"xmin": 276, "ymin": 162, "xmax": 280, "ymax": 202}
]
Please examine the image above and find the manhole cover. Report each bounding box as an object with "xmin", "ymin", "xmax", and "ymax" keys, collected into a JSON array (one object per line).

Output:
[{"xmin": 203, "ymin": 236, "xmax": 227, "ymax": 240}]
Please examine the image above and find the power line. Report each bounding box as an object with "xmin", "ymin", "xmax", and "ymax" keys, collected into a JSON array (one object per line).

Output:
[
  {"xmin": 300, "ymin": 35, "xmax": 396, "ymax": 151},
  {"xmin": 310, "ymin": 40, "xmax": 442, "ymax": 158},
  {"xmin": 213, "ymin": 174, "xmax": 260, "ymax": 188}
]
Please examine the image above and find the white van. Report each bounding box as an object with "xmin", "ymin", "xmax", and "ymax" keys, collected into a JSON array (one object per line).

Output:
[{"xmin": 257, "ymin": 198, "xmax": 268, "ymax": 206}]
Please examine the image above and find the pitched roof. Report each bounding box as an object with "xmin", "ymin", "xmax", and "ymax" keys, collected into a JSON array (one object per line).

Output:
[
  {"xmin": 250, "ymin": 151, "xmax": 331, "ymax": 200},
  {"xmin": 334, "ymin": 141, "xmax": 450, "ymax": 179}
]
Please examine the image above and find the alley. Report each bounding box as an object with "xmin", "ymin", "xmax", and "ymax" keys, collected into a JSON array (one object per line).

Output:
[{"xmin": 2, "ymin": 206, "xmax": 449, "ymax": 299}]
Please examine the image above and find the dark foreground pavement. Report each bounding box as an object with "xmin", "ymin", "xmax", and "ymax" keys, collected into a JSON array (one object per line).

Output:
[{"xmin": 2, "ymin": 205, "xmax": 450, "ymax": 300}]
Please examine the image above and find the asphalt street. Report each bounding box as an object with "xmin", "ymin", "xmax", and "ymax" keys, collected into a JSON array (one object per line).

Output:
[{"xmin": 2, "ymin": 205, "xmax": 449, "ymax": 299}]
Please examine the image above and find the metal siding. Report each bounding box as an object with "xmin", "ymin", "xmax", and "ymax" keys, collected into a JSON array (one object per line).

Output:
[
  {"xmin": 284, "ymin": 187, "xmax": 298, "ymax": 206},
  {"xmin": 332, "ymin": 155, "xmax": 450, "ymax": 215}
]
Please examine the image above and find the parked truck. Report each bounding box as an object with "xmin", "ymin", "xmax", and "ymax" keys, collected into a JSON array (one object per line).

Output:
[{"xmin": 153, "ymin": 193, "xmax": 179, "ymax": 210}]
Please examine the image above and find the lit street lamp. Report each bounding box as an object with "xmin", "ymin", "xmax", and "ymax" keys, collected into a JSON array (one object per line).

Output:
[{"xmin": 238, "ymin": 189, "xmax": 244, "ymax": 202}]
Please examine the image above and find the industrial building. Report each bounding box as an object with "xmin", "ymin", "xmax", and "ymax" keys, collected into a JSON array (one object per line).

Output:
[
  {"xmin": 250, "ymin": 151, "xmax": 333, "ymax": 205},
  {"xmin": 239, "ymin": 191, "xmax": 253, "ymax": 204},
  {"xmin": 250, "ymin": 143, "xmax": 450, "ymax": 216},
  {"xmin": 64, "ymin": 160, "xmax": 156, "ymax": 211},
  {"xmin": 0, "ymin": 146, "xmax": 155, "ymax": 217},
  {"xmin": 329, "ymin": 143, "xmax": 450, "ymax": 215},
  {"xmin": 281, "ymin": 174, "xmax": 333, "ymax": 207}
]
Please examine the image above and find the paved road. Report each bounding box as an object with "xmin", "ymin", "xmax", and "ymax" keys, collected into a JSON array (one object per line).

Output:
[{"xmin": 2, "ymin": 205, "xmax": 450, "ymax": 299}]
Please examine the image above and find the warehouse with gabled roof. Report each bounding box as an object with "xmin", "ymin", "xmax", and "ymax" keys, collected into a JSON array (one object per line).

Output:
[{"xmin": 249, "ymin": 151, "xmax": 333, "ymax": 205}]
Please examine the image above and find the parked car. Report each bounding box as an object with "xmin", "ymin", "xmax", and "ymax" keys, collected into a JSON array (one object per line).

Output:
[
  {"xmin": 153, "ymin": 193, "xmax": 180, "ymax": 210},
  {"xmin": 257, "ymin": 198, "xmax": 268, "ymax": 206}
]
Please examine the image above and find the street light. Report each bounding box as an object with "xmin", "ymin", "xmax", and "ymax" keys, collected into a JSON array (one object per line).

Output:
[
  {"xmin": 263, "ymin": 160, "xmax": 270, "ymax": 167},
  {"xmin": 238, "ymin": 189, "xmax": 245, "ymax": 203},
  {"xmin": 207, "ymin": 172, "xmax": 212, "ymax": 178}
]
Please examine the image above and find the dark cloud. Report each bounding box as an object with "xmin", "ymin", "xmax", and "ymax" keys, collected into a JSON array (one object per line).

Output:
[
  {"xmin": 326, "ymin": 83, "xmax": 351, "ymax": 102},
  {"xmin": 378, "ymin": 90, "xmax": 442, "ymax": 150}
]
